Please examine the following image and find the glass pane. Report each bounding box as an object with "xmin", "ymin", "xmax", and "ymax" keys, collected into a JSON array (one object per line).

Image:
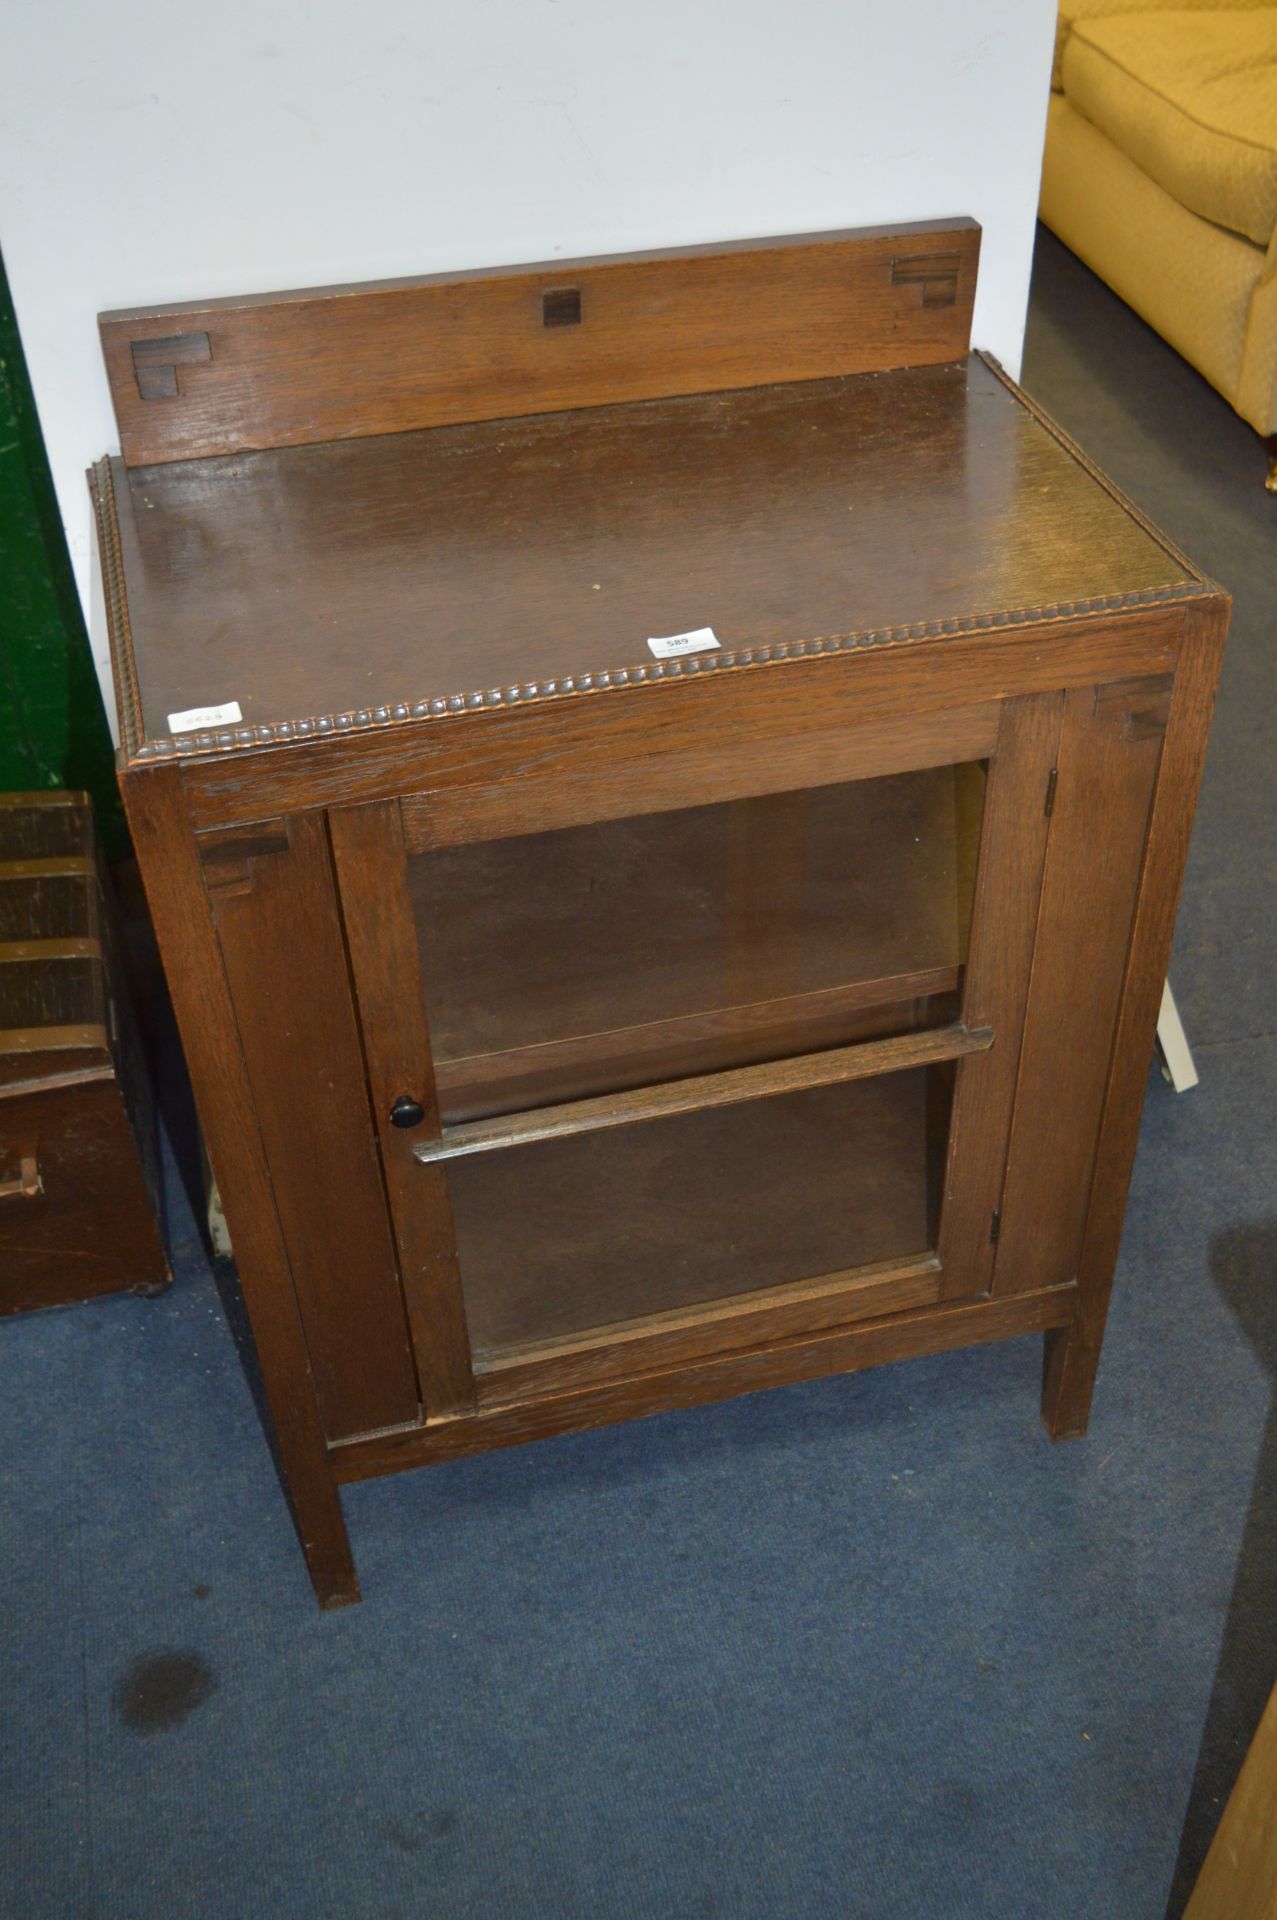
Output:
[
  {"xmin": 411, "ymin": 764, "xmax": 984, "ymax": 1124},
  {"xmin": 449, "ymin": 1065, "xmax": 954, "ymax": 1361}
]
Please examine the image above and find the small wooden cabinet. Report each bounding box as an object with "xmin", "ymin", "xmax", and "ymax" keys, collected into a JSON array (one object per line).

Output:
[
  {"xmin": 0, "ymin": 791, "xmax": 168, "ymax": 1312},
  {"xmin": 92, "ymin": 221, "xmax": 1228, "ymax": 1606}
]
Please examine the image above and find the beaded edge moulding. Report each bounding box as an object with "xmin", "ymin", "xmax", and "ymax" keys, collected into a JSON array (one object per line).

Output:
[{"xmin": 91, "ymin": 353, "xmax": 1212, "ymax": 766}]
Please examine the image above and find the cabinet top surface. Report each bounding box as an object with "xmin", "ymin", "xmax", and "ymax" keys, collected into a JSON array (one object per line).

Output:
[{"xmin": 99, "ymin": 354, "xmax": 1204, "ymax": 762}]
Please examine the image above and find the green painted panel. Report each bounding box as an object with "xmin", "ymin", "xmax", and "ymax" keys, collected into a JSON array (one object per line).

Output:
[{"xmin": 0, "ymin": 248, "xmax": 124, "ymax": 852}]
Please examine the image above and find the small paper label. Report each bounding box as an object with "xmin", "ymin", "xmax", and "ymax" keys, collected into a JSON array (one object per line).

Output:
[
  {"xmin": 167, "ymin": 700, "xmax": 243, "ymax": 734},
  {"xmin": 646, "ymin": 627, "xmax": 721, "ymax": 660}
]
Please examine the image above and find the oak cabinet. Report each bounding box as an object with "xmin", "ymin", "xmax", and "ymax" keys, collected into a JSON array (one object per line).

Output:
[{"xmin": 93, "ymin": 222, "xmax": 1227, "ymax": 1604}]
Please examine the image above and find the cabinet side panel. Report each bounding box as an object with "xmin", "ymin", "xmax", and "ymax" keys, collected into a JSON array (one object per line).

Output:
[
  {"xmin": 993, "ymin": 675, "xmax": 1170, "ymax": 1297},
  {"xmin": 120, "ymin": 762, "xmax": 357, "ymax": 1606},
  {"xmin": 1044, "ymin": 607, "xmax": 1228, "ymax": 1433},
  {"xmin": 206, "ymin": 811, "xmax": 420, "ymax": 1439}
]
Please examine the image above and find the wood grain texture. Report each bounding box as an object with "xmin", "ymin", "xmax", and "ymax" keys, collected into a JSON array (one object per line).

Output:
[
  {"xmin": 0, "ymin": 1079, "xmax": 166, "ymax": 1313},
  {"xmin": 432, "ymin": 972, "xmax": 958, "ymax": 1124},
  {"xmin": 119, "ymin": 761, "xmax": 358, "ymax": 1608},
  {"xmin": 331, "ymin": 1284, "xmax": 1077, "ymax": 1483},
  {"xmin": 0, "ymin": 1060, "xmax": 114, "ymax": 1099},
  {"xmin": 100, "ymin": 221, "xmax": 981, "ymax": 467},
  {"xmin": 977, "ymin": 352, "xmax": 1210, "ymax": 591},
  {"xmin": 1042, "ymin": 606, "xmax": 1229, "ymax": 1435},
  {"xmin": 173, "ymin": 606, "xmax": 1194, "ymax": 835},
  {"xmin": 327, "ymin": 800, "xmax": 475, "ymax": 1417},
  {"xmin": 96, "ymin": 357, "xmax": 1197, "ymax": 764},
  {"xmin": 0, "ymin": 791, "xmax": 94, "ymax": 853},
  {"xmin": 0, "ymin": 792, "xmax": 167, "ymax": 1311},
  {"xmin": 445, "ymin": 1069, "xmax": 951, "ymax": 1354},
  {"xmin": 0, "ymin": 797, "xmax": 106, "ymax": 1034},
  {"xmin": 412, "ymin": 763, "xmax": 978, "ymax": 1118},
  {"xmin": 476, "ymin": 1257, "xmax": 944, "ymax": 1402},
  {"xmin": 936, "ymin": 693, "xmax": 1064, "ymax": 1296},
  {"xmin": 0, "ymin": 948, "xmax": 102, "ymax": 1029},
  {"xmin": 414, "ymin": 1022, "xmax": 990, "ymax": 1164},
  {"xmin": 205, "ymin": 810, "xmax": 421, "ymax": 1441},
  {"xmin": 994, "ymin": 677, "xmax": 1169, "ymax": 1301},
  {"xmin": 400, "ymin": 701, "xmax": 1001, "ymax": 851},
  {"xmin": 1183, "ymin": 1670, "xmax": 1277, "ymax": 1920},
  {"xmin": 0, "ymin": 869, "xmax": 96, "ymax": 937},
  {"xmin": 0, "ymin": 790, "xmax": 88, "ymax": 808},
  {"xmin": 0, "ymin": 1028, "xmax": 108, "ymax": 1070}
]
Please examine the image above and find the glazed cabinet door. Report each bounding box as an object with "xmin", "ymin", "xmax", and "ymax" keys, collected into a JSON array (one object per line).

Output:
[{"xmin": 327, "ymin": 688, "xmax": 1064, "ymax": 1415}]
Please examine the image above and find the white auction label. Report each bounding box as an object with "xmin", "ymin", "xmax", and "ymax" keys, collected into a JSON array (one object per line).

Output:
[
  {"xmin": 646, "ymin": 627, "xmax": 721, "ymax": 660},
  {"xmin": 167, "ymin": 700, "xmax": 244, "ymax": 734}
]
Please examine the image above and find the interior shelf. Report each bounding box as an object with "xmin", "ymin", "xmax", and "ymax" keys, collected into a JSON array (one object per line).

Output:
[
  {"xmin": 449, "ymin": 1065, "xmax": 955, "ymax": 1358},
  {"xmin": 415, "ymin": 1020, "xmax": 988, "ymax": 1163},
  {"xmin": 411, "ymin": 764, "xmax": 985, "ymax": 1122}
]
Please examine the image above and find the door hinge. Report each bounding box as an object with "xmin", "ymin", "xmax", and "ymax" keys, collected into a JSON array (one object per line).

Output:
[
  {"xmin": 1044, "ymin": 767, "xmax": 1058, "ymax": 819},
  {"xmin": 990, "ymin": 1208, "xmax": 1002, "ymax": 1245}
]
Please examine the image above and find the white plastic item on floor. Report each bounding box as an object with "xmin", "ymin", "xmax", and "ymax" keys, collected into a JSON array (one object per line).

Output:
[{"xmin": 1157, "ymin": 977, "xmax": 1199, "ymax": 1093}]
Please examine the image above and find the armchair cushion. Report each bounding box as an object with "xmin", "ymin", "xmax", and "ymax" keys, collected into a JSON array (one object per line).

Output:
[
  {"xmin": 1053, "ymin": 0, "xmax": 1272, "ymax": 88},
  {"xmin": 1063, "ymin": 10, "xmax": 1277, "ymax": 246}
]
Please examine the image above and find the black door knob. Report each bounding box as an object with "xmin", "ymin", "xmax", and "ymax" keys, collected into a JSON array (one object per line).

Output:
[{"xmin": 389, "ymin": 1094, "xmax": 426, "ymax": 1130}]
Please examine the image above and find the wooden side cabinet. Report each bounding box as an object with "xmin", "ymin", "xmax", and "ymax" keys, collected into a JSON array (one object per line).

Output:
[
  {"xmin": 0, "ymin": 790, "xmax": 168, "ymax": 1312},
  {"xmin": 91, "ymin": 221, "xmax": 1228, "ymax": 1606}
]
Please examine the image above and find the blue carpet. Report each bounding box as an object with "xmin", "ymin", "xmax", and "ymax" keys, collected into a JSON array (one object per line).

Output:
[{"xmin": 2, "ymin": 229, "xmax": 1272, "ymax": 1918}]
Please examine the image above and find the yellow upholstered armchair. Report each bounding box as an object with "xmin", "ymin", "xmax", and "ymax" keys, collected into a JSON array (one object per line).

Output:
[{"xmin": 1040, "ymin": 0, "xmax": 1277, "ymax": 488}]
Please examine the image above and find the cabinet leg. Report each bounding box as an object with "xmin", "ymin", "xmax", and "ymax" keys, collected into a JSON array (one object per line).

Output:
[
  {"xmin": 1041, "ymin": 1320, "xmax": 1100, "ymax": 1441},
  {"xmin": 294, "ymin": 1483, "xmax": 361, "ymax": 1610},
  {"xmin": 1043, "ymin": 619, "xmax": 1229, "ymax": 1446}
]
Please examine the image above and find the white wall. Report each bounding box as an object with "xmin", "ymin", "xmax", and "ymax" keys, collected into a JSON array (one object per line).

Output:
[{"xmin": 0, "ymin": 0, "xmax": 1056, "ymax": 730}]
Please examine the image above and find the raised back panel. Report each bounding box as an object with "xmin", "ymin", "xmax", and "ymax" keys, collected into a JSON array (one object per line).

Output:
[{"xmin": 99, "ymin": 218, "xmax": 980, "ymax": 467}]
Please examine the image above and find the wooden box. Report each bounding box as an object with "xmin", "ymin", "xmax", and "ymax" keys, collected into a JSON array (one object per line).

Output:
[
  {"xmin": 91, "ymin": 220, "xmax": 1228, "ymax": 1605},
  {"xmin": 0, "ymin": 791, "xmax": 168, "ymax": 1312}
]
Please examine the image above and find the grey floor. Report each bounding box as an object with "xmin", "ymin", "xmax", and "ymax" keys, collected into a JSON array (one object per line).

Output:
[
  {"xmin": 1024, "ymin": 231, "xmax": 1276, "ymax": 1068},
  {"xmin": 1022, "ymin": 227, "xmax": 1277, "ymax": 1914},
  {"xmin": 1, "ymin": 227, "xmax": 1274, "ymax": 1920}
]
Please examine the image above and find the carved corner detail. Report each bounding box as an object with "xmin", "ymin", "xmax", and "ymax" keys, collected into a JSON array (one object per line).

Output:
[
  {"xmin": 200, "ymin": 820, "xmax": 292, "ymax": 902},
  {"xmin": 891, "ymin": 253, "xmax": 960, "ymax": 309},
  {"xmin": 130, "ymin": 331, "xmax": 212, "ymax": 401},
  {"xmin": 1093, "ymin": 674, "xmax": 1174, "ymax": 742}
]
